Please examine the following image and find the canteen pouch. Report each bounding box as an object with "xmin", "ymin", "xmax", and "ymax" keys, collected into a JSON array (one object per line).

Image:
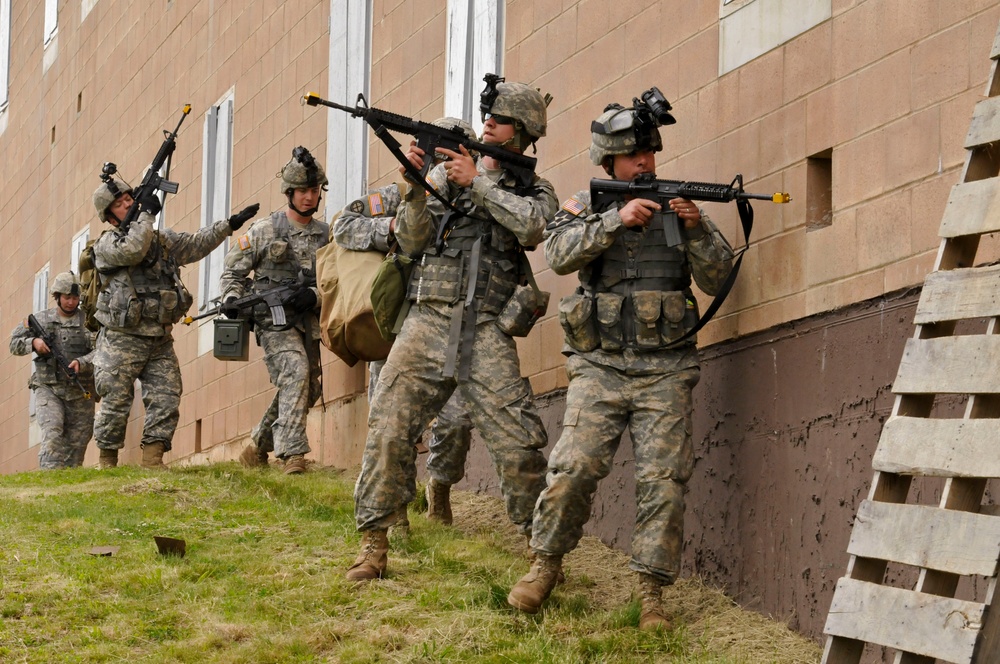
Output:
[
  {"xmin": 496, "ymin": 284, "xmax": 551, "ymax": 337},
  {"xmin": 559, "ymin": 292, "xmax": 599, "ymax": 352}
]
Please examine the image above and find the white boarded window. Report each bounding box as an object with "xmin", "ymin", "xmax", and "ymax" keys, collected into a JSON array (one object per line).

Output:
[
  {"xmin": 199, "ymin": 90, "xmax": 234, "ymax": 313},
  {"xmin": 71, "ymin": 228, "xmax": 90, "ymax": 276},
  {"xmin": 29, "ymin": 266, "xmax": 50, "ymax": 418},
  {"xmin": 326, "ymin": 0, "xmax": 372, "ymax": 215},
  {"xmin": 0, "ymin": 0, "xmax": 10, "ymax": 113},
  {"xmin": 445, "ymin": 0, "xmax": 504, "ymax": 136},
  {"xmin": 44, "ymin": 0, "xmax": 58, "ymax": 46},
  {"xmin": 719, "ymin": 0, "xmax": 830, "ymax": 75}
]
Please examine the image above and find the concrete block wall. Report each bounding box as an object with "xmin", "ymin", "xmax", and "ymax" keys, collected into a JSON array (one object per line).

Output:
[
  {"xmin": 0, "ymin": 0, "xmax": 333, "ymax": 473},
  {"xmin": 502, "ymin": 0, "xmax": 1000, "ymax": 350}
]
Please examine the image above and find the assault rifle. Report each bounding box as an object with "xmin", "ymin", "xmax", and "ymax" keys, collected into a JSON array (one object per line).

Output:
[
  {"xmin": 181, "ymin": 280, "xmax": 312, "ymax": 328},
  {"xmin": 118, "ymin": 104, "xmax": 193, "ymax": 232},
  {"xmin": 302, "ymin": 92, "xmax": 537, "ymax": 190},
  {"xmin": 26, "ymin": 314, "xmax": 92, "ymax": 399},
  {"xmin": 591, "ymin": 174, "xmax": 791, "ymax": 247}
]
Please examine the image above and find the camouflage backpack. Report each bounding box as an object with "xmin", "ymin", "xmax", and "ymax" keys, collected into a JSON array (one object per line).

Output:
[{"xmin": 77, "ymin": 235, "xmax": 106, "ymax": 332}]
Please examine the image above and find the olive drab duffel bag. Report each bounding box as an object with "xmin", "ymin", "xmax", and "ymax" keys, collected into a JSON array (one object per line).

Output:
[{"xmin": 316, "ymin": 238, "xmax": 393, "ymax": 367}]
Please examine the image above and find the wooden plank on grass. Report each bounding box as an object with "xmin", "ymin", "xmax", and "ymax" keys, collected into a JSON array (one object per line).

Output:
[
  {"xmin": 824, "ymin": 578, "xmax": 984, "ymax": 662},
  {"xmin": 893, "ymin": 336, "xmax": 1000, "ymax": 395},
  {"xmin": 966, "ymin": 96, "xmax": 1000, "ymax": 149},
  {"xmin": 847, "ymin": 500, "xmax": 1000, "ymax": 576},
  {"xmin": 939, "ymin": 178, "xmax": 1000, "ymax": 238},
  {"xmin": 874, "ymin": 417, "xmax": 1000, "ymax": 477},
  {"xmin": 915, "ymin": 266, "xmax": 1000, "ymax": 324}
]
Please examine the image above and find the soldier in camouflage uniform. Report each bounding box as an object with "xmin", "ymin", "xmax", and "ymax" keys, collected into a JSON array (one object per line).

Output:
[
  {"xmin": 347, "ymin": 79, "xmax": 556, "ymax": 581},
  {"xmin": 9, "ymin": 272, "xmax": 96, "ymax": 469},
  {"xmin": 507, "ymin": 98, "xmax": 735, "ymax": 630},
  {"xmin": 90, "ymin": 172, "xmax": 257, "ymax": 469},
  {"xmin": 334, "ymin": 117, "xmax": 477, "ymax": 526},
  {"xmin": 221, "ymin": 147, "xmax": 329, "ymax": 475}
]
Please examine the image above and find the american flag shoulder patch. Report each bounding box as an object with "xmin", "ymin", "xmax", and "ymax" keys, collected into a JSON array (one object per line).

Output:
[
  {"xmin": 368, "ymin": 193, "xmax": 384, "ymax": 215},
  {"xmin": 561, "ymin": 198, "xmax": 586, "ymax": 216},
  {"xmin": 237, "ymin": 235, "xmax": 251, "ymax": 251}
]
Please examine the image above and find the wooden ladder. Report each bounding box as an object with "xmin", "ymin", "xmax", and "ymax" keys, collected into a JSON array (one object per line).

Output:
[{"xmin": 822, "ymin": 20, "xmax": 1000, "ymax": 664}]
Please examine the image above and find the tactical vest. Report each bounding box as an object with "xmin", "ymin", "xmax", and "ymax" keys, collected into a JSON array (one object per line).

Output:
[
  {"xmin": 406, "ymin": 214, "xmax": 522, "ymax": 316},
  {"xmin": 32, "ymin": 310, "xmax": 91, "ymax": 386},
  {"xmin": 95, "ymin": 232, "xmax": 193, "ymax": 330},
  {"xmin": 251, "ymin": 212, "xmax": 329, "ymax": 328},
  {"xmin": 571, "ymin": 212, "xmax": 697, "ymax": 352}
]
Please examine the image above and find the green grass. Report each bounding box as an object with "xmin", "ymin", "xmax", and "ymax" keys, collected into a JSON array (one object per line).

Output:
[{"xmin": 0, "ymin": 465, "xmax": 821, "ymax": 663}]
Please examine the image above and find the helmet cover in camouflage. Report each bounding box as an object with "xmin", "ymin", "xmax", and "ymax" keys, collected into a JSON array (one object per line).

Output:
[
  {"xmin": 432, "ymin": 116, "xmax": 477, "ymax": 142},
  {"xmin": 279, "ymin": 146, "xmax": 329, "ymax": 194},
  {"xmin": 51, "ymin": 271, "xmax": 82, "ymax": 298},
  {"xmin": 486, "ymin": 82, "xmax": 550, "ymax": 139},
  {"xmin": 92, "ymin": 179, "xmax": 133, "ymax": 222},
  {"xmin": 589, "ymin": 104, "xmax": 663, "ymax": 166}
]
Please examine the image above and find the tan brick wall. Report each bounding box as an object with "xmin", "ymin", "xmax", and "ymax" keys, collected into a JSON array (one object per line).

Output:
[
  {"xmin": 501, "ymin": 0, "xmax": 1000, "ymax": 350},
  {"xmin": 0, "ymin": 0, "xmax": 333, "ymax": 472},
  {"xmin": 4, "ymin": 0, "xmax": 1000, "ymax": 473}
]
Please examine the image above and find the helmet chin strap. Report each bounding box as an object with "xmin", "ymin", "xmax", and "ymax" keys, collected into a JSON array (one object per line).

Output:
[{"xmin": 287, "ymin": 192, "xmax": 322, "ymax": 218}]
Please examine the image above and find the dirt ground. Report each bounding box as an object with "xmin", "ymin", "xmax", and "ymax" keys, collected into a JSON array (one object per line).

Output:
[{"xmin": 452, "ymin": 490, "xmax": 823, "ymax": 663}]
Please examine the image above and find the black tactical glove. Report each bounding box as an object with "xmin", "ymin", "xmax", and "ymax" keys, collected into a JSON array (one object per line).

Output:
[
  {"xmin": 221, "ymin": 296, "xmax": 241, "ymax": 319},
  {"xmin": 228, "ymin": 203, "xmax": 260, "ymax": 231},
  {"xmin": 136, "ymin": 188, "xmax": 162, "ymax": 216},
  {"xmin": 285, "ymin": 286, "xmax": 317, "ymax": 313}
]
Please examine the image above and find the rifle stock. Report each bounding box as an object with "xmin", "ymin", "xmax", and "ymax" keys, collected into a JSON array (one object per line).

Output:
[{"xmin": 26, "ymin": 314, "xmax": 92, "ymax": 399}]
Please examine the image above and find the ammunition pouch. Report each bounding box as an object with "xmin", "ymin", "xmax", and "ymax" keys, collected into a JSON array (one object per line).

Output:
[{"xmin": 559, "ymin": 291, "xmax": 600, "ymax": 352}]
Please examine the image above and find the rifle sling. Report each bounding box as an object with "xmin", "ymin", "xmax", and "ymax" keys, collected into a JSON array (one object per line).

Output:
[{"xmin": 664, "ymin": 197, "xmax": 753, "ymax": 349}]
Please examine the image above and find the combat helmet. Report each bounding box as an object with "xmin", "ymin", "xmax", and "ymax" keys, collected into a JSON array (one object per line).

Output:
[
  {"xmin": 92, "ymin": 164, "xmax": 133, "ymax": 223},
  {"xmin": 431, "ymin": 116, "xmax": 480, "ymax": 160},
  {"xmin": 279, "ymin": 146, "xmax": 329, "ymax": 195},
  {"xmin": 432, "ymin": 116, "xmax": 477, "ymax": 142},
  {"xmin": 590, "ymin": 87, "xmax": 676, "ymax": 168},
  {"xmin": 479, "ymin": 74, "xmax": 552, "ymax": 151},
  {"xmin": 50, "ymin": 271, "xmax": 81, "ymax": 298}
]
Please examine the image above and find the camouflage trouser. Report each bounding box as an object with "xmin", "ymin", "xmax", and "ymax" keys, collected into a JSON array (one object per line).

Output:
[
  {"xmin": 369, "ymin": 359, "xmax": 473, "ymax": 486},
  {"xmin": 93, "ymin": 330, "xmax": 182, "ymax": 452},
  {"xmin": 355, "ymin": 305, "xmax": 547, "ymax": 533},
  {"xmin": 253, "ymin": 327, "xmax": 322, "ymax": 459},
  {"xmin": 530, "ymin": 353, "xmax": 700, "ymax": 584},
  {"xmin": 34, "ymin": 384, "xmax": 95, "ymax": 469}
]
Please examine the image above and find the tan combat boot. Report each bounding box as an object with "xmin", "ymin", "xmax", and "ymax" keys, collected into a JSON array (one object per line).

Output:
[
  {"xmin": 507, "ymin": 553, "xmax": 563, "ymax": 614},
  {"xmin": 525, "ymin": 535, "xmax": 565, "ymax": 585},
  {"xmin": 346, "ymin": 529, "xmax": 389, "ymax": 581},
  {"xmin": 98, "ymin": 448, "xmax": 119, "ymax": 469},
  {"xmin": 239, "ymin": 444, "xmax": 269, "ymax": 468},
  {"xmin": 140, "ymin": 442, "xmax": 166, "ymax": 469},
  {"xmin": 283, "ymin": 454, "xmax": 307, "ymax": 475},
  {"xmin": 426, "ymin": 478, "xmax": 453, "ymax": 525},
  {"xmin": 637, "ymin": 573, "xmax": 672, "ymax": 631}
]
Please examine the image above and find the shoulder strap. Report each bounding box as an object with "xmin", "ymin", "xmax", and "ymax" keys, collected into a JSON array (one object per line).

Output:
[{"xmin": 665, "ymin": 198, "xmax": 754, "ymax": 348}]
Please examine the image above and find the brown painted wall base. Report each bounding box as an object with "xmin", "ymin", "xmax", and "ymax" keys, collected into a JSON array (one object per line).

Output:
[{"xmin": 445, "ymin": 287, "xmax": 946, "ymax": 642}]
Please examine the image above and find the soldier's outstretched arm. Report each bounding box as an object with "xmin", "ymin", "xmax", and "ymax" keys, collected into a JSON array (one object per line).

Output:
[
  {"xmin": 333, "ymin": 183, "xmax": 401, "ymax": 252},
  {"xmin": 161, "ymin": 219, "xmax": 233, "ymax": 266}
]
